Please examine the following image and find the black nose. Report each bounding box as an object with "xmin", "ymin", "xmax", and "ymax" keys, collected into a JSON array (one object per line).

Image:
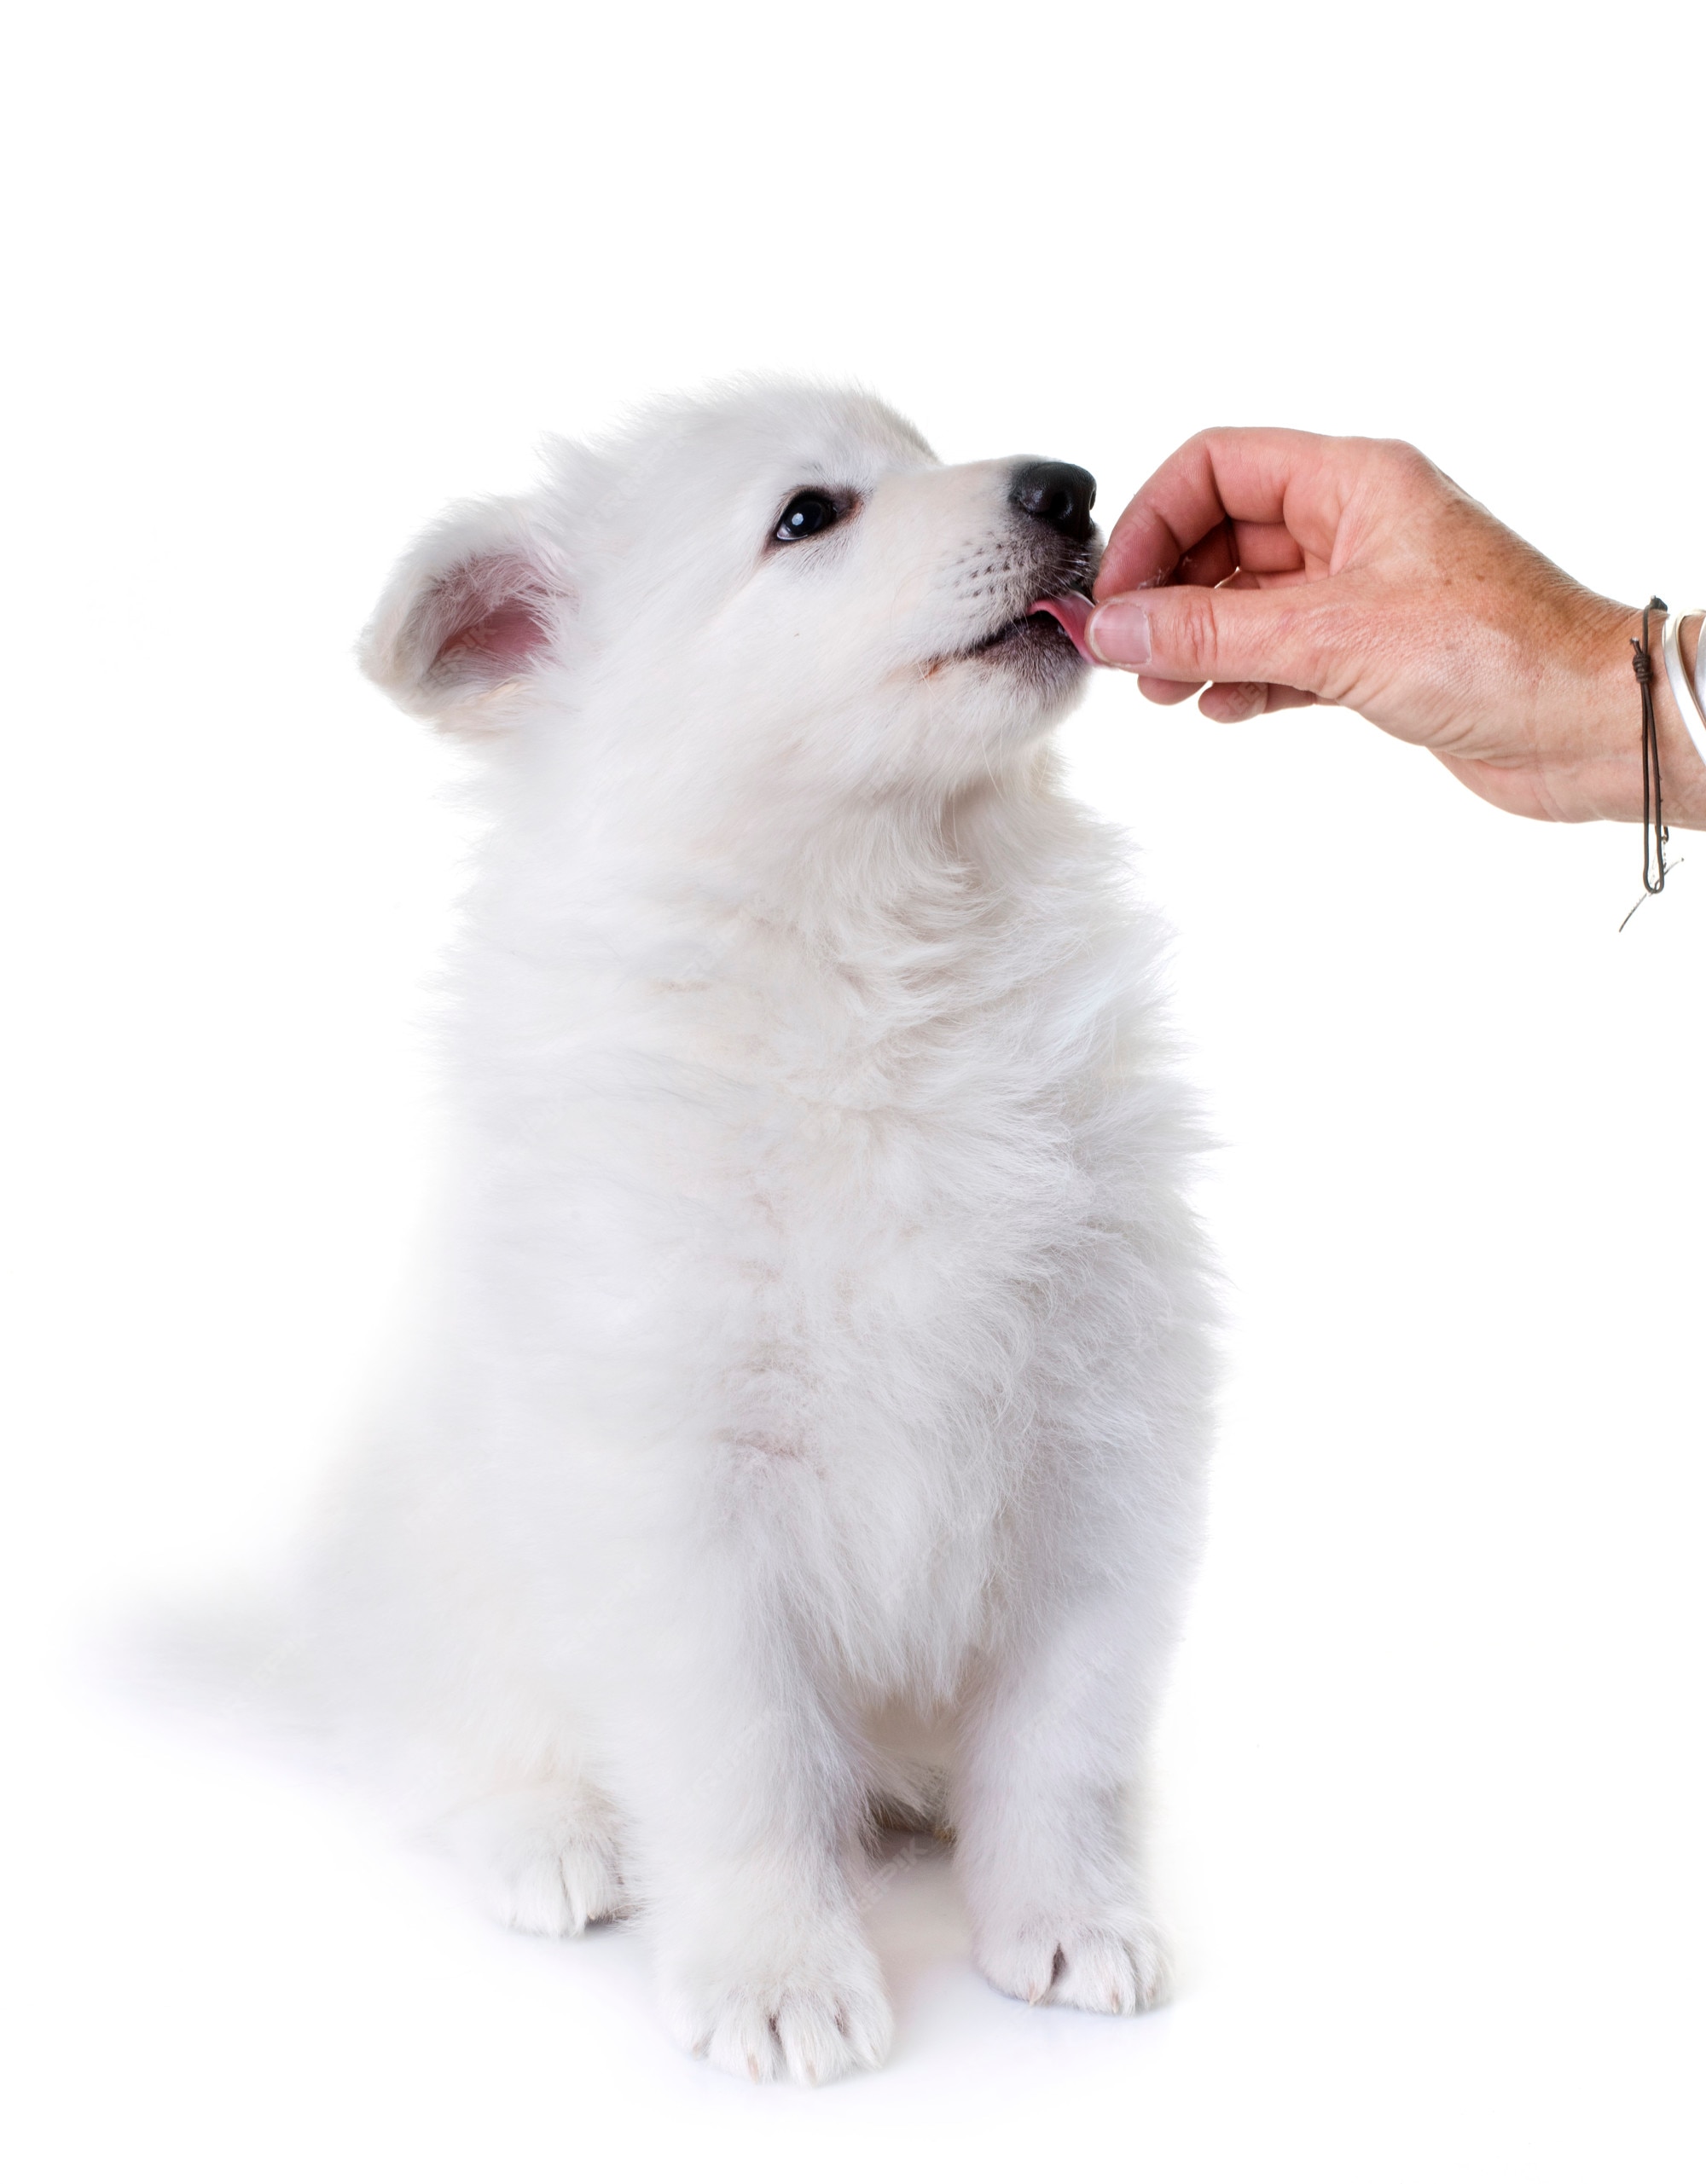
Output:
[{"xmin": 1009, "ymin": 460, "xmax": 1096, "ymax": 545}]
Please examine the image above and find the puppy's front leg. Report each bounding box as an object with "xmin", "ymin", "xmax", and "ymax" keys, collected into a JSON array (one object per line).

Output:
[
  {"xmin": 613, "ymin": 1567, "xmax": 891, "ymax": 2084},
  {"xmin": 952, "ymin": 1585, "xmax": 1172, "ymax": 2016}
]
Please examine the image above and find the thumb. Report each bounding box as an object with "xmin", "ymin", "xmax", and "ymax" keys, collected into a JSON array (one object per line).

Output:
[{"xmin": 1087, "ymin": 582, "xmax": 1332, "ymax": 698}]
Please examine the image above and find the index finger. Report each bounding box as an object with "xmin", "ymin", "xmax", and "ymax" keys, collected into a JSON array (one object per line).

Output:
[{"xmin": 1094, "ymin": 426, "xmax": 1350, "ymax": 601}]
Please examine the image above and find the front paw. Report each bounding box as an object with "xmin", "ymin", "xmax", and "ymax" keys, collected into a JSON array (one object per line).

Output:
[
  {"xmin": 662, "ymin": 1933, "xmax": 893, "ymax": 2084},
  {"xmin": 975, "ymin": 1907, "xmax": 1169, "ymax": 2014},
  {"xmin": 434, "ymin": 1783, "xmax": 629, "ymax": 1939}
]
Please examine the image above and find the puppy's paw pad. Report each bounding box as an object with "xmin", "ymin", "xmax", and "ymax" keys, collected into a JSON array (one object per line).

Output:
[
  {"xmin": 668, "ymin": 1950, "xmax": 892, "ymax": 2084},
  {"xmin": 436, "ymin": 1785, "xmax": 628, "ymax": 1938},
  {"xmin": 978, "ymin": 1911, "xmax": 1169, "ymax": 2015}
]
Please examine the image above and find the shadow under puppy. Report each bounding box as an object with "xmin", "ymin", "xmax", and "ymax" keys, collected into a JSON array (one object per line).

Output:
[{"xmin": 310, "ymin": 381, "xmax": 1215, "ymax": 2083}]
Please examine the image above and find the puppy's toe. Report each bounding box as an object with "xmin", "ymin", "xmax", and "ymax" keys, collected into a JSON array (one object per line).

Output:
[
  {"xmin": 772, "ymin": 1978, "xmax": 892, "ymax": 2082},
  {"xmin": 977, "ymin": 1909, "xmax": 1168, "ymax": 2015},
  {"xmin": 435, "ymin": 1783, "xmax": 629, "ymax": 1938},
  {"xmin": 668, "ymin": 1942, "xmax": 893, "ymax": 2085}
]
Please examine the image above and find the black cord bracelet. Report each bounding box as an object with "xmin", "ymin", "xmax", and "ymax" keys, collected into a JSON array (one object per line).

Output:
[{"xmin": 1633, "ymin": 595, "xmax": 1668, "ymax": 900}]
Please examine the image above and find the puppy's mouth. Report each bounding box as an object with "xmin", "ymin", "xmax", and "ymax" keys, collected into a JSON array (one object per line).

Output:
[
  {"xmin": 949, "ymin": 591, "xmax": 1098, "ymax": 669},
  {"xmin": 1024, "ymin": 593, "xmax": 1097, "ymax": 659}
]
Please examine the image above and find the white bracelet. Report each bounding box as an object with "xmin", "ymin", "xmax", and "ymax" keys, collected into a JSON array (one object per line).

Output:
[
  {"xmin": 1660, "ymin": 608, "xmax": 1706, "ymax": 771},
  {"xmin": 1696, "ymin": 610, "xmax": 1706, "ymax": 724}
]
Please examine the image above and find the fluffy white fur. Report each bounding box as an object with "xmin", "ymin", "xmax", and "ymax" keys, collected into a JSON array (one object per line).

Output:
[{"xmin": 300, "ymin": 382, "xmax": 1215, "ymax": 2084}]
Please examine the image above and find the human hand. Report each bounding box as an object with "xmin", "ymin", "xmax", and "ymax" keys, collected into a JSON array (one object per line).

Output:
[{"xmin": 1088, "ymin": 429, "xmax": 1706, "ymax": 829}]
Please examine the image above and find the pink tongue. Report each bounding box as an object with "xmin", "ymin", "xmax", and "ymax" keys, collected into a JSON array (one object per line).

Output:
[{"xmin": 1030, "ymin": 591, "xmax": 1098, "ymax": 662}]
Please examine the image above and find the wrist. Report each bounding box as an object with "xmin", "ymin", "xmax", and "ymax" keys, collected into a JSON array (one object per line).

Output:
[{"xmin": 1569, "ymin": 605, "xmax": 1706, "ymax": 830}]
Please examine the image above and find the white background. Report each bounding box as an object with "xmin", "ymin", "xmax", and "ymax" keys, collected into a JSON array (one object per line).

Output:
[{"xmin": 5, "ymin": 3, "xmax": 1704, "ymax": 2177}]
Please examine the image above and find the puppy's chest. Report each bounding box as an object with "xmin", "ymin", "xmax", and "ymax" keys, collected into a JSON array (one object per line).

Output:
[
  {"xmin": 653, "ymin": 944, "xmax": 1136, "ymax": 1357},
  {"xmin": 496, "ymin": 919, "xmax": 1150, "ymax": 1639},
  {"xmin": 496, "ymin": 910, "xmax": 1146, "ymax": 1377},
  {"xmin": 676, "ymin": 961, "xmax": 1136, "ymax": 1651},
  {"xmin": 665, "ymin": 950, "xmax": 1094, "ymax": 1211}
]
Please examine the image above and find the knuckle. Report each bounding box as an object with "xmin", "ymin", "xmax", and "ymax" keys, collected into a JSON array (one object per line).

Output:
[
  {"xmin": 1218, "ymin": 681, "xmax": 1268, "ymax": 720},
  {"xmin": 1376, "ymin": 437, "xmax": 1441, "ymax": 492},
  {"xmin": 1166, "ymin": 588, "xmax": 1225, "ymax": 675}
]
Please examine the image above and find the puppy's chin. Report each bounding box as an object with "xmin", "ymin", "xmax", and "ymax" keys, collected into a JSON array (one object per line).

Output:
[
  {"xmin": 972, "ymin": 607, "xmax": 1092, "ymax": 690},
  {"xmin": 926, "ymin": 608, "xmax": 1091, "ymax": 693}
]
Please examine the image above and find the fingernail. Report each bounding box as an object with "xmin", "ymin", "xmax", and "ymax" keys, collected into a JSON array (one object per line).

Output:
[{"xmin": 1088, "ymin": 600, "xmax": 1151, "ymax": 669}]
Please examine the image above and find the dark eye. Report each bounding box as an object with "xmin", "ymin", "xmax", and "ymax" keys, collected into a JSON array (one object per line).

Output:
[{"xmin": 773, "ymin": 491, "xmax": 840, "ymax": 544}]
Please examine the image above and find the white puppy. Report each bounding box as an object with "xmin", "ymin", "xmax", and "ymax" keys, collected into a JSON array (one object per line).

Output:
[{"xmin": 308, "ymin": 381, "xmax": 1215, "ymax": 2084}]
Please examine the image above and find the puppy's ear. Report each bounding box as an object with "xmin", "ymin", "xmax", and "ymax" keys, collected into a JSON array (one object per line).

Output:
[{"xmin": 359, "ymin": 495, "xmax": 572, "ymax": 727}]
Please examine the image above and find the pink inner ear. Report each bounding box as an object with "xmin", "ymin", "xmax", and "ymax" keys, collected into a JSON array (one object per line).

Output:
[
  {"xmin": 426, "ymin": 553, "xmax": 554, "ymax": 682},
  {"xmin": 435, "ymin": 600, "xmax": 550, "ymax": 673}
]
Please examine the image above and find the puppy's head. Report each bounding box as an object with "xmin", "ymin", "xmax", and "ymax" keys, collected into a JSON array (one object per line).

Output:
[{"xmin": 361, "ymin": 383, "xmax": 1100, "ymax": 802}]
